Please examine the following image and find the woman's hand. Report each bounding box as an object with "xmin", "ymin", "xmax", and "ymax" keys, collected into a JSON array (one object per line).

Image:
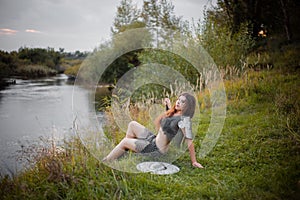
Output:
[
  {"xmin": 164, "ymin": 98, "xmax": 171, "ymax": 110},
  {"xmin": 192, "ymin": 161, "xmax": 204, "ymax": 168}
]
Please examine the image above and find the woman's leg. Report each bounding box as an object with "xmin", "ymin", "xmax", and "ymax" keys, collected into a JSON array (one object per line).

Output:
[
  {"xmin": 126, "ymin": 121, "xmax": 151, "ymax": 139},
  {"xmin": 103, "ymin": 121, "xmax": 152, "ymax": 161},
  {"xmin": 103, "ymin": 138, "xmax": 145, "ymax": 161}
]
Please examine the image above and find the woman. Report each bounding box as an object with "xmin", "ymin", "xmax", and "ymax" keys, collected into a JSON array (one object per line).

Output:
[{"xmin": 103, "ymin": 92, "xmax": 204, "ymax": 168}]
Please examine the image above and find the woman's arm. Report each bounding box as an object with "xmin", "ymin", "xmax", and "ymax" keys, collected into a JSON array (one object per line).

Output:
[
  {"xmin": 164, "ymin": 98, "xmax": 171, "ymax": 111},
  {"xmin": 186, "ymin": 139, "xmax": 204, "ymax": 168},
  {"xmin": 179, "ymin": 117, "xmax": 204, "ymax": 168}
]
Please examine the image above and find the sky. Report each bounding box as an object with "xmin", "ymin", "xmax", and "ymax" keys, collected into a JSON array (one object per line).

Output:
[{"xmin": 0, "ymin": 0, "xmax": 216, "ymax": 52}]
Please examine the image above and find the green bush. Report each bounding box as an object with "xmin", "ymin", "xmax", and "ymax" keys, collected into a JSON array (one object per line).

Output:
[
  {"xmin": 64, "ymin": 63, "xmax": 81, "ymax": 78},
  {"xmin": 199, "ymin": 20, "xmax": 255, "ymax": 77},
  {"xmin": 16, "ymin": 65, "xmax": 57, "ymax": 78},
  {"xmin": 272, "ymin": 45, "xmax": 300, "ymax": 69}
]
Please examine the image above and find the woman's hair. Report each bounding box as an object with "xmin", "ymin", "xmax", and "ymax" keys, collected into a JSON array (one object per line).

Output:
[
  {"xmin": 180, "ymin": 92, "xmax": 196, "ymax": 118},
  {"xmin": 154, "ymin": 92, "xmax": 196, "ymax": 130}
]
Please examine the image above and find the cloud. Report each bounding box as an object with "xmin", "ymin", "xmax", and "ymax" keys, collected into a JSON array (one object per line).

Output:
[
  {"xmin": 25, "ymin": 29, "xmax": 42, "ymax": 34},
  {"xmin": 0, "ymin": 0, "xmax": 215, "ymax": 52},
  {"xmin": 0, "ymin": 28, "xmax": 18, "ymax": 35}
]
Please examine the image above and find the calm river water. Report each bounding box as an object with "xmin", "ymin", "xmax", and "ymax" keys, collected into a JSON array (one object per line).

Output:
[{"xmin": 0, "ymin": 74, "xmax": 103, "ymax": 177}]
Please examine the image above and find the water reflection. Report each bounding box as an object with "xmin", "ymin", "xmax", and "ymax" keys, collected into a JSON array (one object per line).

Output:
[{"xmin": 0, "ymin": 74, "xmax": 102, "ymax": 177}]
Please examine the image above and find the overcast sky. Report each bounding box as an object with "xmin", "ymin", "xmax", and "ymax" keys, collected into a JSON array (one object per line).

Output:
[{"xmin": 0, "ymin": 0, "xmax": 216, "ymax": 52}]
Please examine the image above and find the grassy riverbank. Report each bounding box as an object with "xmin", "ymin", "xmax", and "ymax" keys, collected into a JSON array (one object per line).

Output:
[{"xmin": 0, "ymin": 68, "xmax": 299, "ymax": 199}]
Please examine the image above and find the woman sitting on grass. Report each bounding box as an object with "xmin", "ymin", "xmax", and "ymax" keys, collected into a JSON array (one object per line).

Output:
[{"xmin": 102, "ymin": 92, "xmax": 204, "ymax": 168}]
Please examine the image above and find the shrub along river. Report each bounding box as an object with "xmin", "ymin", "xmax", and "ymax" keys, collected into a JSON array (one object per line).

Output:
[{"xmin": 0, "ymin": 74, "xmax": 104, "ymax": 177}]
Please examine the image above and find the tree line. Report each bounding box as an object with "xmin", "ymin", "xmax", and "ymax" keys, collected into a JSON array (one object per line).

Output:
[
  {"xmin": 97, "ymin": 0, "xmax": 299, "ymax": 85},
  {"xmin": 0, "ymin": 47, "xmax": 89, "ymax": 81},
  {"xmin": 215, "ymin": 0, "xmax": 300, "ymax": 42},
  {"xmin": 2, "ymin": 0, "xmax": 299, "ymax": 86}
]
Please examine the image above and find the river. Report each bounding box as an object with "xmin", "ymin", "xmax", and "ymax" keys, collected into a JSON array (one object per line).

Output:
[{"xmin": 0, "ymin": 74, "xmax": 103, "ymax": 177}]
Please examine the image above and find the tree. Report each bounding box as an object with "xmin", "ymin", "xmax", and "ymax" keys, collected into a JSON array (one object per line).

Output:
[
  {"xmin": 141, "ymin": 0, "xmax": 161, "ymax": 28},
  {"xmin": 216, "ymin": 0, "xmax": 300, "ymax": 41},
  {"xmin": 160, "ymin": 0, "xmax": 181, "ymax": 30},
  {"xmin": 111, "ymin": 0, "xmax": 140, "ymax": 34},
  {"xmin": 140, "ymin": 0, "xmax": 183, "ymax": 47},
  {"xmin": 279, "ymin": 0, "xmax": 292, "ymax": 41},
  {"xmin": 102, "ymin": 0, "xmax": 187, "ymax": 84},
  {"xmin": 141, "ymin": 0, "xmax": 182, "ymax": 30}
]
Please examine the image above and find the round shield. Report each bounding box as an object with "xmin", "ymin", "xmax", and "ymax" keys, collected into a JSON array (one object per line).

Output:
[{"xmin": 136, "ymin": 162, "xmax": 180, "ymax": 175}]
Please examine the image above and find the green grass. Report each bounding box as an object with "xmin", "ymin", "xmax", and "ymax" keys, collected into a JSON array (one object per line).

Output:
[{"xmin": 1, "ymin": 69, "xmax": 299, "ymax": 199}]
